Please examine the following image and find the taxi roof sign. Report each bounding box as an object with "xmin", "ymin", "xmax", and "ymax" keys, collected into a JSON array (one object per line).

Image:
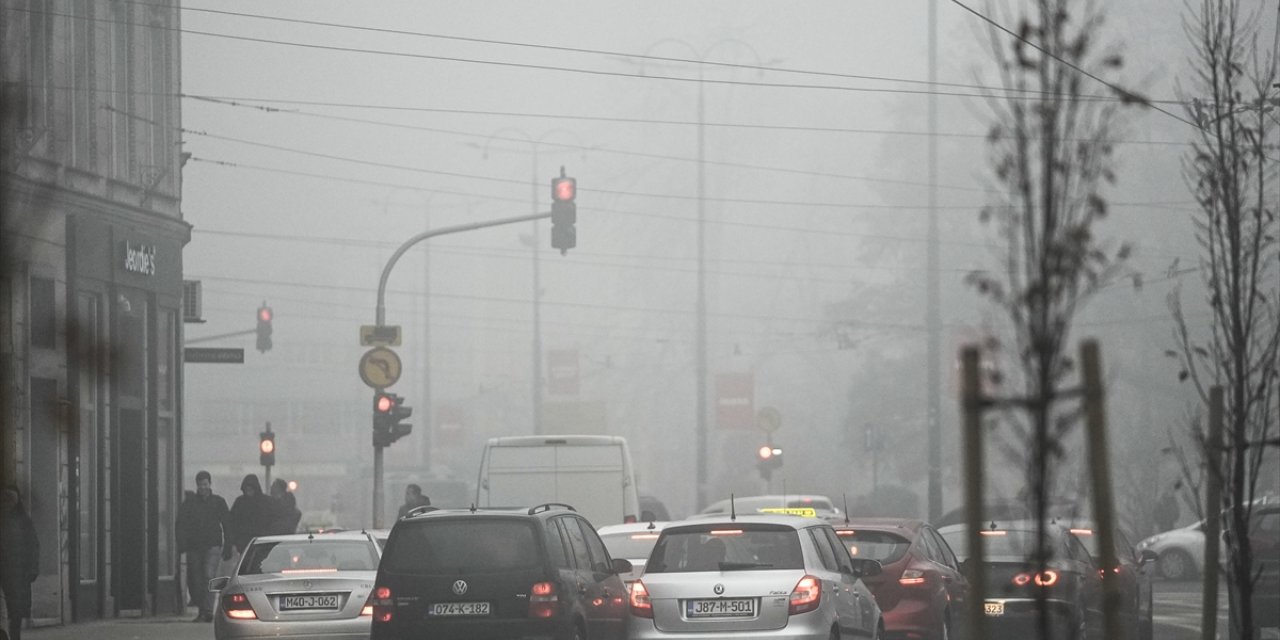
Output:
[{"xmin": 757, "ymin": 507, "xmax": 818, "ymax": 518}]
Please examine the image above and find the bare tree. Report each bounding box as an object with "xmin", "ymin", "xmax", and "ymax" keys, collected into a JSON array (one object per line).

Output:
[
  {"xmin": 966, "ymin": 0, "xmax": 1136, "ymax": 636},
  {"xmin": 1172, "ymin": 1, "xmax": 1280, "ymax": 636}
]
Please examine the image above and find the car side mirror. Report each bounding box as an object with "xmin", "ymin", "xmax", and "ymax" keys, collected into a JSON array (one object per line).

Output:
[
  {"xmin": 611, "ymin": 558, "xmax": 634, "ymax": 575},
  {"xmin": 1139, "ymin": 549, "xmax": 1158, "ymax": 565},
  {"xmin": 208, "ymin": 576, "xmax": 230, "ymax": 592}
]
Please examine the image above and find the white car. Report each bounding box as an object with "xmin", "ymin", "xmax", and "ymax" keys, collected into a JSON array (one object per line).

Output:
[
  {"xmin": 597, "ymin": 521, "xmax": 670, "ymax": 588},
  {"xmin": 1136, "ymin": 520, "xmax": 1212, "ymax": 580}
]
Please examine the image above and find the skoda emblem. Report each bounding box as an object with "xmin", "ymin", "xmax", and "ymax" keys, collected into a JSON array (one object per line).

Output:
[
  {"xmin": 713, "ymin": 583, "xmax": 725, "ymax": 595},
  {"xmin": 452, "ymin": 580, "xmax": 469, "ymax": 596}
]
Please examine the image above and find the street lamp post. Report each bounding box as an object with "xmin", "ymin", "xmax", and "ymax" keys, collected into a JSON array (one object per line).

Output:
[{"xmin": 476, "ymin": 129, "xmax": 585, "ymax": 435}]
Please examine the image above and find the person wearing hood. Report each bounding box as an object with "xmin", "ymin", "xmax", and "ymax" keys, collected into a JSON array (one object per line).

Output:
[
  {"xmin": 268, "ymin": 478, "xmax": 302, "ymax": 535},
  {"xmin": 224, "ymin": 474, "xmax": 273, "ymax": 561},
  {"xmin": 1, "ymin": 486, "xmax": 39, "ymax": 640}
]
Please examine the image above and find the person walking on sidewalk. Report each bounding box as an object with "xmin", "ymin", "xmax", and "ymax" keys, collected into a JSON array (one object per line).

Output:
[
  {"xmin": 267, "ymin": 478, "xmax": 302, "ymax": 535},
  {"xmin": 397, "ymin": 484, "xmax": 431, "ymax": 519},
  {"xmin": 224, "ymin": 475, "xmax": 272, "ymax": 564},
  {"xmin": 1, "ymin": 486, "xmax": 39, "ymax": 640},
  {"xmin": 175, "ymin": 471, "xmax": 228, "ymax": 622}
]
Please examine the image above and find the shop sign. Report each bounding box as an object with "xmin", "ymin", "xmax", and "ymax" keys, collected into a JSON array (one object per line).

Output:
[{"xmin": 123, "ymin": 242, "xmax": 157, "ymax": 276}]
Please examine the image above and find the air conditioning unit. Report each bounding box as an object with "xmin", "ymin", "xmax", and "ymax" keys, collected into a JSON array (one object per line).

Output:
[{"xmin": 183, "ymin": 280, "xmax": 204, "ymax": 323}]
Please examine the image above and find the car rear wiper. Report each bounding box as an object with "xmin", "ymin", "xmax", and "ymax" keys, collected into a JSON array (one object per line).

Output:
[{"xmin": 718, "ymin": 561, "xmax": 773, "ymax": 571}]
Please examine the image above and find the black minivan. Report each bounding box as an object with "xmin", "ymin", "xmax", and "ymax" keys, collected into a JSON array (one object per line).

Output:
[{"xmin": 370, "ymin": 503, "xmax": 632, "ymax": 640}]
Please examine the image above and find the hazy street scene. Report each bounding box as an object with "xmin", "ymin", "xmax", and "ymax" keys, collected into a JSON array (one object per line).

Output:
[{"xmin": 2, "ymin": 1, "xmax": 1277, "ymax": 639}]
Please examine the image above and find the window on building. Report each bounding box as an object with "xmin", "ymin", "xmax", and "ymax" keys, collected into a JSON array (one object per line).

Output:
[{"xmin": 30, "ymin": 276, "xmax": 55, "ymax": 349}]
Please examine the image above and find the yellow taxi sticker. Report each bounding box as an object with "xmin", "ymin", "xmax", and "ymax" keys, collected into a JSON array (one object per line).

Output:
[{"xmin": 757, "ymin": 507, "xmax": 818, "ymax": 518}]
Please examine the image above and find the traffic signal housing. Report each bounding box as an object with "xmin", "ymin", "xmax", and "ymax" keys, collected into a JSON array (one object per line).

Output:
[
  {"xmin": 259, "ymin": 431, "xmax": 276, "ymax": 467},
  {"xmin": 756, "ymin": 444, "xmax": 783, "ymax": 480},
  {"xmin": 372, "ymin": 392, "xmax": 413, "ymax": 447},
  {"xmin": 550, "ymin": 169, "xmax": 576, "ymax": 254},
  {"xmin": 256, "ymin": 303, "xmax": 273, "ymax": 352}
]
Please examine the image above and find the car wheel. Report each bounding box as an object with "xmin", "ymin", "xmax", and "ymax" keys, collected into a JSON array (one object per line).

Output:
[{"xmin": 1158, "ymin": 549, "xmax": 1196, "ymax": 581}]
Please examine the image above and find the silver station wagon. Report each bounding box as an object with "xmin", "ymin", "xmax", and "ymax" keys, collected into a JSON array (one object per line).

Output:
[
  {"xmin": 210, "ymin": 530, "xmax": 383, "ymax": 640},
  {"xmin": 629, "ymin": 516, "xmax": 884, "ymax": 640}
]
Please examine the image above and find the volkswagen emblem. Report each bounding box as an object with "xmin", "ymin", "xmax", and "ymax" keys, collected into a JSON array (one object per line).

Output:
[
  {"xmin": 452, "ymin": 580, "xmax": 469, "ymax": 596},
  {"xmin": 713, "ymin": 583, "xmax": 724, "ymax": 595}
]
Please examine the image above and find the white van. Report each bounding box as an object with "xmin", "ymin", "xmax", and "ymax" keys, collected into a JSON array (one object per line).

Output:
[{"xmin": 476, "ymin": 435, "xmax": 641, "ymax": 527}]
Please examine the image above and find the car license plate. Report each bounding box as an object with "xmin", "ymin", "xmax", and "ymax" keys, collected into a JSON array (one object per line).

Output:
[
  {"xmin": 686, "ymin": 598, "xmax": 756, "ymax": 618},
  {"xmin": 428, "ymin": 602, "xmax": 490, "ymax": 617},
  {"xmin": 280, "ymin": 593, "xmax": 341, "ymax": 610},
  {"xmin": 984, "ymin": 601, "xmax": 1005, "ymax": 616}
]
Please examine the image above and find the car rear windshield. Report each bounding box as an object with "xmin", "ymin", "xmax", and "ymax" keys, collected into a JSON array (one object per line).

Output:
[
  {"xmin": 600, "ymin": 531, "xmax": 662, "ymax": 560},
  {"xmin": 384, "ymin": 519, "xmax": 541, "ymax": 574},
  {"xmin": 239, "ymin": 540, "xmax": 378, "ymax": 575},
  {"xmin": 646, "ymin": 524, "xmax": 803, "ymax": 572},
  {"xmin": 836, "ymin": 529, "xmax": 911, "ymax": 564}
]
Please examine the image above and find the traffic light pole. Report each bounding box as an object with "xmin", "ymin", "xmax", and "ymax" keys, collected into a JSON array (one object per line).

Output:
[{"xmin": 370, "ymin": 209, "xmax": 558, "ymax": 528}]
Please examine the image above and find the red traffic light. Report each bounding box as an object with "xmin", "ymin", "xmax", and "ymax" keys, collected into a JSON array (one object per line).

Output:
[
  {"xmin": 552, "ymin": 177, "xmax": 576, "ymax": 202},
  {"xmin": 757, "ymin": 445, "xmax": 774, "ymax": 460},
  {"xmin": 258, "ymin": 307, "xmax": 273, "ymax": 322},
  {"xmin": 375, "ymin": 394, "xmax": 394, "ymax": 413},
  {"xmin": 260, "ymin": 438, "xmax": 275, "ymax": 455}
]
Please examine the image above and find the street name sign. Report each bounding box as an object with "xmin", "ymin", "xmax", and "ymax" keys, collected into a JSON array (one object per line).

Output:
[{"xmin": 185, "ymin": 347, "xmax": 245, "ymax": 364}]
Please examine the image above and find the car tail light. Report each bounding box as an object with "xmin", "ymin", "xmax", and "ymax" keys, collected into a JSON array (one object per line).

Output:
[
  {"xmin": 630, "ymin": 580, "xmax": 653, "ymax": 618},
  {"xmin": 899, "ymin": 568, "xmax": 927, "ymax": 586},
  {"xmin": 529, "ymin": 581, "xmax": 559, "ymax": 618},
  {"xmin": 789, "ymin": 575, "xmax": 822, "ymax": 615},
  {"xmin": 1012, "ymin": 570, "xmax": 1060, "ymax": 587},
  {"xmin": 221, "ymin": 593, "xmax": 257, "ymax": 620},
  {"xmin": 370, "ymin": 585, "xmax": 393, "ymax": 623}
]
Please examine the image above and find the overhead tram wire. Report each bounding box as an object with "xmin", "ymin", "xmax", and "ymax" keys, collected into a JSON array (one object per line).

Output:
[
  {"xmin": 183, "ymin": 132, "xmax": 1198, "ymax": 212},
  {"xmin": 121, "ymin": 0, "xmax": 1188, "ymax": 106},
  {"xmin": 7, "ymin": 4, "xmax": 1179, "ymax": 105}
]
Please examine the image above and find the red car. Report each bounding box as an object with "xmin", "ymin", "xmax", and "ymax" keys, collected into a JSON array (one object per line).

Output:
[{"xmin": 831, "ymin": 518, "xmax": 969, "ymax": 640}]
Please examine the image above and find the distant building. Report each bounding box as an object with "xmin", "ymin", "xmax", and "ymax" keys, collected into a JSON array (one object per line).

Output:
[{"xmin": 1, "ymin": 0, "xmax": 188, "ymax": 622}]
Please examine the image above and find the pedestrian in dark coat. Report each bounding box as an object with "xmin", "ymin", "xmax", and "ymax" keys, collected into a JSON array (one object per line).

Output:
[
  {"xmin": 1, "ymin": 486, "xmax": 39, "ymax": 640},
  {"xmin": 268, "ymin": 478, "xmax": 302, "ymax": 535},
  {"xmin": 224, "ymin": 474, "xmax": 273, "ymax": 560},
  {"xmin": 175, "ymin": 471, "xmax": 229, "ymax": 622},
  {"xmin": 397, "ymin": 484, "xmax": 432, "ymax": 519}
]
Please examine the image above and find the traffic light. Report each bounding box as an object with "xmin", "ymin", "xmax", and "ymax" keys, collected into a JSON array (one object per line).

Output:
[
  {"xmin": 550, "ymin": 168, "xmax": 576, "ymax": 255},
  {"xmin": 756, "ymin": 444, "xmax": 783, "ymax": 480},
  {"xmin": 255, "ymin": 303, "xmax": 273, "ymax": 353},
  {"xmin": 259, "ymin": 431, "xmax": 276, "ymax": 467},
  {"xmin": 372, "ymin": 392, "xmax": 413, "ymax": 447}
]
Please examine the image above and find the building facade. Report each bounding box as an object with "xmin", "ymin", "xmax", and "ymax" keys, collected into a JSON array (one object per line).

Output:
[{"xmin": 1, "ymin": 0, "xmax": 187, "ymax": 622}]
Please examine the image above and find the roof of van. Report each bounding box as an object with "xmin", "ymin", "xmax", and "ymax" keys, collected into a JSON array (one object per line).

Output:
[{"xmin": 484, "ymin": 435, "xmax": 629, "ymax": 447}]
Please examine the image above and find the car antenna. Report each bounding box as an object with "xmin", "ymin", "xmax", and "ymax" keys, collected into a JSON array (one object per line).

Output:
[
  {"xmin": 470, "ymin": 502, "xmax": 477, "ymax": 513},
  {"xmin": 730, "ymin": 493, "xmax": 737, "ymax": 522},
  {"xmin": 307, "ymin": 532, "xmax": 315, "ymax": 542},
  {"xmin": 989, "ymin": 521, "xmax": 998, "ymax": 531},
  {"xmin": 842, "ymin": 494, "xmax": 850, "ymax": 525},
  {"xmin": 647, "ymin": 520, "xmax": 656, "ymax": 531}
]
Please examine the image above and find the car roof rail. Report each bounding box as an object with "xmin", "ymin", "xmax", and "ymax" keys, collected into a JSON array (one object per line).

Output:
[
  {"xmin": 528, "ymin": 503, "xmax": 576, "ymax": 515},
  {"xmin": 405, "ymin": 505, "xmax": 439, "ymax": 518}
]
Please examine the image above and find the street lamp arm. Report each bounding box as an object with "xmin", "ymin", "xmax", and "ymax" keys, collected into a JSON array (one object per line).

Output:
[{"xmin": 375, "ymin": 210, "xmax": 552, "ymax": 325}]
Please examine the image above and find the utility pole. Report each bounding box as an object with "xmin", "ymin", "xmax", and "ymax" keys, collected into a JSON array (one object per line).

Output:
[
  {"xmin": 421, "ymin": 204, "xmax": 432, "ymax": 471},
  {"xmin": 926, "ymin": 0, "xmax": 944, "ymax": 525},
  {"xmin": 695, "ymin": 69, "xmax": 709, "ymax": 511},
  {"xmin": 531, "ymin": 148, "xmax": 544, "ymax": 435}
]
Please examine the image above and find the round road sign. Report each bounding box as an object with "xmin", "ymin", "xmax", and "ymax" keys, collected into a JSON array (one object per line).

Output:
[{"xmin": 358, "ymin": 347, "xmax": 402, "ymax": 389}]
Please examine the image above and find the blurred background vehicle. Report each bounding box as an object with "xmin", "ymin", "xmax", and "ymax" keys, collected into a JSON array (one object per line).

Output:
[
  {"xmin": 596, "ymin": 521, "xmax": 670, "ymax": 590},
  {"xmin": 830, "ymin": 517, "xmax": 968, "ymax": 640},
  {"xmin": 698, "ymin": 494, "xmax": 841, "ymax": 519}
]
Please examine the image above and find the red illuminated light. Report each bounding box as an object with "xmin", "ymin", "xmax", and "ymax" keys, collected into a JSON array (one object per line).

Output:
[
  {"xmin": 258, "ymin": 308, "xmax": 273, "ymax": 322},
  {"xmin": 757, "ymin": 446, "xmax": 774, "ymax": 460},
  {"xmin": 375, "ymin": 395, "xmax": 394, "ymax": 413},
  {"xmin": 259, "ymin": 439, "xmax": 274, "ymax": 455},
  {"xmin": 630, "ymin": 580, "xmax": 653, "ymax": 618},
  {"xmin": 710, "ymin": 529, "xmax": 744, "ymax": 536},
  {"xmin": 789, "ymin": 575, "xmax": 822, "ymax": 615},
  {"xmin": 552, "ymin": 178, "xmax": 576, "ymax": 202},
  {"xmin": 529, "ymin": 581, "xmax": 559, "ymax": 618}
]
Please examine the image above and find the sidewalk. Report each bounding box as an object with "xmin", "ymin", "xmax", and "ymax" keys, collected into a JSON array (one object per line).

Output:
[{"xmin": 24, "ymin": 612, "xmax": 212, "ymax": 640}]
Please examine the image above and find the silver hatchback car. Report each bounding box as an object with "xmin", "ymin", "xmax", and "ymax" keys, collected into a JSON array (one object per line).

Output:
[
  {"xmin": 629, "ymin": 516, "xmax": 883, "ymax": 640},
  {"xmin": 210, "ymin": 530, "xmax": 382, "ymax": 640}
]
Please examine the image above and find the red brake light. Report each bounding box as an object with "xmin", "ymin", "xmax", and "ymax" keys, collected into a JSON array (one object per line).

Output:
[
  {"xmin": 529, "ymin": 581, "xmax": 558, "ymax": 618},
  {"xmin": 222, "ymin": 593, "xmax": 257, "ymax": 620},
  {"xmin": 1035, "ymin": 570, "xmax": 1059, "ymax": 586},
  {"xmin": 630, "ymin": 580, "xmax": 653, "ymax": 618},
  {"xmin": 899, "ymin": 568, "xmax": 927, "ymax": 586},
  {"xmin": 1013, "ymin": 573, "xmax": 1032, "ymax": 586},
  {"xmin": 789, "ymin": 575, "xmax": 822, "ymax": 615},
  {"xmin": 370, "ymin": 585, "xmax": 393, "ymax": 623}
]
